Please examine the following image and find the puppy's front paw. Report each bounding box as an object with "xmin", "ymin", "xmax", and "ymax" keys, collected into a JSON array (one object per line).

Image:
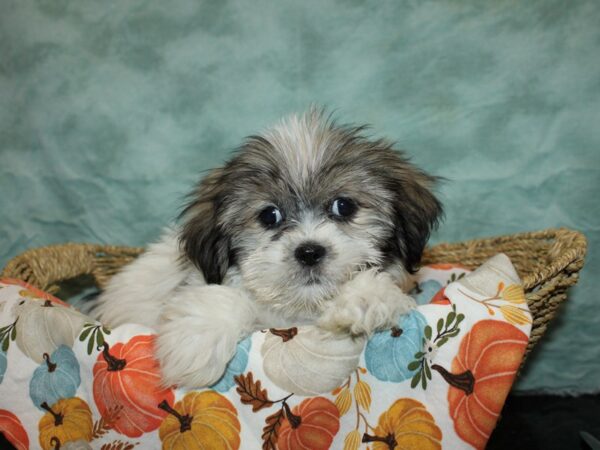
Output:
[
  {"xmin": 155, "ymin": 284, "xmax": 257, "ymax": 388},
  {"xmin": 318, "ymin": 269, "xmax": 415, "ymax": 336},
  {"xmin": 156, "ymin": 323, "xmax": 238, "ymax": 389}
]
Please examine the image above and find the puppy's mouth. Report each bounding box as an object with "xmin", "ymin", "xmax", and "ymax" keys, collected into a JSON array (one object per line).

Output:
[
  {"xmin": 305, "ymin": 276, "xmax": 321, "ymax": 285},
  {"xmin": 299, "ymin": 269, "xmax": 323, "ymax": 286}
]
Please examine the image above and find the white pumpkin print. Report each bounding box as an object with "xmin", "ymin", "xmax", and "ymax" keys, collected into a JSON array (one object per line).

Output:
[
  {"xmin": 455, "ymin": 253, "xmax": 520, "ymax": 297},
  {"xmin": 261, "ymin": 326, "xmax": 366, "ymax": 395},
  {"xmin": 14, "ymin": 299, "xmax": 87, "ymax": 363}
]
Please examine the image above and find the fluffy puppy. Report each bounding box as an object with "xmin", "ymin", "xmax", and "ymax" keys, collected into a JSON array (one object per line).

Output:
[{"xmin": 93, "ymin": 110, "xmax": 442, "ymax": 388}]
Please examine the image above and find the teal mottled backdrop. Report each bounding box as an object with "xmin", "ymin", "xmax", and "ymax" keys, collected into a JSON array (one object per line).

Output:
[{"xmin": 1, "ymin": 0, "xmax": 598, "ymax": 393}]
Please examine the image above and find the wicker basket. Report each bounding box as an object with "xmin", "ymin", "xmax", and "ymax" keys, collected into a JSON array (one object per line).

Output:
[{"xmin": 1, "ymin": 228, "xmax": 587, "ymax": 358}]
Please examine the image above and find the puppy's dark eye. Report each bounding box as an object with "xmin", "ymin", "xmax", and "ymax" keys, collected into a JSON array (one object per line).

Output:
[
  {"xmin": 258, "ymin": 206, "xmax": 284, "ymax": 228},
  {"xmin": 330, "ymin": 197, "xmax": 357, "ymax": 218}
]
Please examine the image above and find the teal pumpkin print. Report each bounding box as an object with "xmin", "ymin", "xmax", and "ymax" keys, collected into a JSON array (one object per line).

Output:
[
  {"xmin": 410, "ymin": 280, "xmax": 443, "ymax": 305},
  {"xmin": 29, "ymin": 345, "xmax": 81, "ymax": 409},
  {"xmin": 210, "ymin": 337, "xmax": 251, "ymax": 392},
  {"xmin": 365, "ymin": 310, "xmax": 427, "ymax": 382},
  {"xmin": 0, "ymin": 349, "xmax": 6, "ymax": 384}
]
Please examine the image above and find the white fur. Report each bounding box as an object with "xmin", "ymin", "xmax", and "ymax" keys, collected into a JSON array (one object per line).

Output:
[
  {"xmin": 155, "ymin": 281, "xmax": 257, "ymax": 387},
  {"xmin": 92, "ymin": 229, "xmax": 191, "ymax": 328},
  {"xmin": 264, "ymin": 111, "xmax": 332, "ymax": 182}
]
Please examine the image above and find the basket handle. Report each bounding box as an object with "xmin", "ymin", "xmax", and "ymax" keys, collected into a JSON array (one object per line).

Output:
[
  {"xmin": 2, "ymin": 244, "xmax": 107, "ymax": 293},
  {"xmin": 522, "ymin": 228, "xmax": 587, "ymax": 290}
]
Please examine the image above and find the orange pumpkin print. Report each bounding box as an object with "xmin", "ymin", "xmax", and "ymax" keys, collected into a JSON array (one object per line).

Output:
[
  {"xmin": 363, "ymin": 398, "xmax": 442, "ymax": 450},
  {"xmin": 0, "ymin": 409, "xmax": 29, "ymax": 450},
  {"xmin": 93, "ymin": 335, "xmax": 174, "ymax": 437},
  {"xmin": 278, "ymin": 397, "xmax": 340, "ymax": 450},
  {"xmin": 38, "ymin": 397, "xmax": 93, "ymax": 450},
  {"xmin": 441, "ymin": 320, "xmax": 528, "ymax": 450},
  {"xmin": 158, "ymin": 391, "xmax": 240, "ymax": 450}
]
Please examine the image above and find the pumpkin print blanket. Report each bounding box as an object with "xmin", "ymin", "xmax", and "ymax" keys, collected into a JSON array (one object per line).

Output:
[{"xmin": 0, "ymin": 253, "xmax": 531, "ymax": 450}]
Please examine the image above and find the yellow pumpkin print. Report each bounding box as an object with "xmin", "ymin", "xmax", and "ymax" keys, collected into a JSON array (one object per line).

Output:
[
  {"xmin": 158, "ymin": 391, "xmax": 240, "ymax": 450},
  {"xmin": 363, "ymin": 398, "xmax": 442, "ymax": 450},
  {"xmin": 38, "ymin": 397, "xmax": 93, "ymax": 450}
]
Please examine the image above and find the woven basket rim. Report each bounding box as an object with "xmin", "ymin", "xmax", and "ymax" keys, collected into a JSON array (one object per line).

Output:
[{"xmin": 423, "ymin": 227, "xmax": 587, "ymax": 290}]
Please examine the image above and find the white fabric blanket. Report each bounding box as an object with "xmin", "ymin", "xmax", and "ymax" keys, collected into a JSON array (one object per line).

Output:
[{"xmin": 0, "ymin": 254, "xmax": 531, "ymax": 450}]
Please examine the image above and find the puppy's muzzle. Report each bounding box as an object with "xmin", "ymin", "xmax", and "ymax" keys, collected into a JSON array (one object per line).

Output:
[{"xmin": 295, "ymin": 242, "xmax": 326, "ymax": 267}]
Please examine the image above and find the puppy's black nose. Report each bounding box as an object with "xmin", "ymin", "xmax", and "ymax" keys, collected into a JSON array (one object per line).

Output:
[{"xmin": 295, "ymin": 243, "xmax": 326, "ymax": 267}]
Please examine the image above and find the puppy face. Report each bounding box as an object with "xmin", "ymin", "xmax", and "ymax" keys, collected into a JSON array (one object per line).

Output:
[{"xmin": 180, "ymin": 110, "xmax": 442, "ymax": 320}]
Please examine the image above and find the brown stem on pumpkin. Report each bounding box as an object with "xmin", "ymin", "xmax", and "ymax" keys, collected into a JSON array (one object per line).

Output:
[
  {"xmin": 43, "ymin": 353, "xmax": 57, "ymax": 372},
  {"xmin": 269, "ymin": 327, "xmax": 298, "ymax": 342},
  {"xmin": 98, "ymin": 342, "xmax": 126, "ymax": 371},
  {"xmin": 158, "ymin": 400, "xmax": 193, "ymax": 433},
  {"xmin": 40, "ymin": 402, "xmax": 64, "ymax": 426},
  {"xmin": 273, "ymin": 393, "xmax": 294, "ymax": 404},
  {"xmin": 50, "ymin": 437, "xmax": 61, "ymax": 450},
  {"xmin": 43, "ymin": 300, "xmax": 53, "ymax": 307},
  {"xmin": 390, "ymin": 326, "xmax": 403, "ymax": 337},
  {"xmin": 431, "ymin": 364, "xmax": 475, "ymax": 395},
  {"xmin": 362, "ymin": 432, "xmax": 397, "ymax": 449},
  {"xmin": 282, "ymin": 401, "xmax": 302, "ymax": 429}
]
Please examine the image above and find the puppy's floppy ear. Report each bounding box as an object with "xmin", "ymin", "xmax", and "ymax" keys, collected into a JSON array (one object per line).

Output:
[
  {"xmin": 387, "ymin": 162, "xmax": 443, "ymax": 273},
  {"xmin": 179, "ymin": 168, "xmax": 231, "ymax": 284}
]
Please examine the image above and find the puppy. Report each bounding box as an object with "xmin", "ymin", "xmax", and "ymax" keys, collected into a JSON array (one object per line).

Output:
[{"xmin": 93, "ymin": 109, "xmax": 442, "ymax": 388}]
